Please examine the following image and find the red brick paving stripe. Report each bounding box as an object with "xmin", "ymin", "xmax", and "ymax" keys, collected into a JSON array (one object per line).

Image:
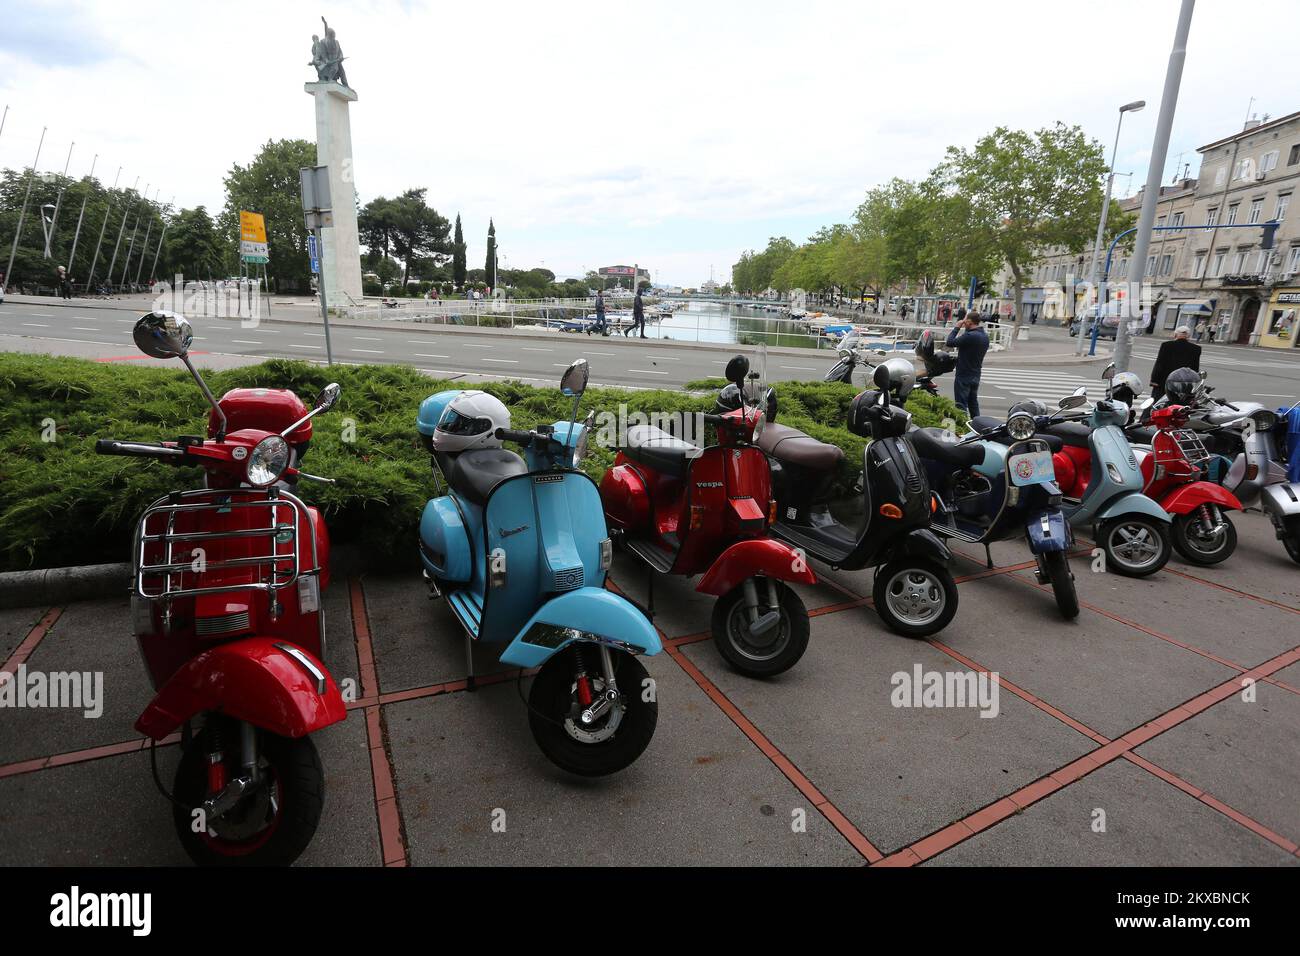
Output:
[
  {"xmin": 348, "ymin": 577, "xmax": 379, "ymax": 701},
  {"xmin": 0, "ymin": 732, "xmax": 181, "ymax": 779},
  {"xmin": 351, "ymin": 579, "xmax": 407, "ymax": 868},
  {"xmin": 1163, "ymin": 566, "xmax": 1300, "ymax": 616},
  {"xmin": 661, "ymin": 640, "xmax": 884, "ymax": 863},
  {"xmin": 873, "ymin": 643, "xmax": 1300, "ymax": 866},
  {"xmin": 1122, "ymin": 752, "xmax": 1300, "ymax": 855},
  {"xmin": 1, "ymin": 607, "xmax": 62, "ymax": 676}
]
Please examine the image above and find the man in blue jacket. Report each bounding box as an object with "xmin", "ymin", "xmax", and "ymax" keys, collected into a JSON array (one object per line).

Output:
[
  {"xmin": 588, "ymin": 290, "xmax": 608, "ymax": 336},
  {"xmin": 945, "ymin": 311, "xmax": 990, "ymax": 417}
]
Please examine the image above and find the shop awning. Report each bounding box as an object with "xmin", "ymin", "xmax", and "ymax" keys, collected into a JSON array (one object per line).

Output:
[{"xmin": 1173, "ymin": 300, "xmax": 1214, "ymax": 316}]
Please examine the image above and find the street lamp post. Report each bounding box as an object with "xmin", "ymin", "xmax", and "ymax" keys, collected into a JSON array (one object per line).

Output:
[
  {"xmin": 1078, "ymin": 100, "xmax": 1145, "ymax": 354},
  {"xmin": 1112, "ymin": 0, "xmax": 1195, "ymax": 373}
]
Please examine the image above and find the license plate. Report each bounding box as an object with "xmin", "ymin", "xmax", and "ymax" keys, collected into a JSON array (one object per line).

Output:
[{"xmin": 1008, "ymin": 449, "xmax": 1054, "ymax": 486}]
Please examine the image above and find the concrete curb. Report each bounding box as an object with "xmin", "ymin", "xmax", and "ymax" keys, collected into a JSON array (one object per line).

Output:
[{"xmin": 0, "ymin": 563, "xmax": 130, "ymax": 610}]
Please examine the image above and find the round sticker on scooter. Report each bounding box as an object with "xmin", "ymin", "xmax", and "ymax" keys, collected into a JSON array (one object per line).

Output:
[
  {"xmin": 232, "ymin": 447, "xmax": 248, "ymax": 461},
  {"xmin": 1014, "ymin": 457, "xmax": 1035, "ymax": 480}
]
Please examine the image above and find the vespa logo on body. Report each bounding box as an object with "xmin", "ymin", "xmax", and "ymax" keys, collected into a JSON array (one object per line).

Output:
[{"xmin": 695, "ymin": 481, "xmax": 724, "ymax": 489}]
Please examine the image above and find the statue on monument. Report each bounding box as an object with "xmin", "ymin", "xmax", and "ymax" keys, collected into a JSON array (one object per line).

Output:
[{"xmin": 309, "ymin": 17, "xmax": 350, "ymax": 88}]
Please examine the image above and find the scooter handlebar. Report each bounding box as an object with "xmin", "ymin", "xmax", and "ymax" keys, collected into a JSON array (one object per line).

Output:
[
  {"xmin": 495, "ymin": 427, "xmax": 537, "ymax": 446},
  {"xmin": 95, "ymin": 439, "xmax": 187, "ymax": 460}
]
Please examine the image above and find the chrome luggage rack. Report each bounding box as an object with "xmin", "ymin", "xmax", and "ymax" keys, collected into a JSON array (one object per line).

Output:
[
  {"xmin": 132, "ymin": 487, "xmax": 322, "ymax": 604},
  {"xmin": 1163, "ymin": 428, "xmax": 1209, "ymax": 466}
]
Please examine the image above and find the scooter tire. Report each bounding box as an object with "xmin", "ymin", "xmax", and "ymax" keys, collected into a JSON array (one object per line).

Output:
[
  {"xmin": 1171, "ymin": 512, "xmax": 1237, "ymax": 565},
  {"xmin": 172, "ymin": 724, "xmax": 324, "ymax": 867},
  {"xmin": 528, "ymin": 649, "xmax": 657, "ymax": 777},
  {"xmin": 1040, "ymin": 550, "xmax": 1079, "ymax": 619},
  {"xmin": 872, "ymin": 558, "xmax": 959, "ymax": 638},
  {"xmin": 711, "ymin": 580, "xmax": 809, "ymax": 678},
  {"xmin": 1282, "ymin": 517, "xmax": 1300, "ymax": 566},
  {"xmin": 1098, "ymin": 516, "xmax": 1171, "ymax": 578}
]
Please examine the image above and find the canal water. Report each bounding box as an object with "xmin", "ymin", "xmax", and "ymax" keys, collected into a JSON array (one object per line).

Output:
[{"xmin": 650, "ymin": 300, "xmax": 910, "ymax": 351}]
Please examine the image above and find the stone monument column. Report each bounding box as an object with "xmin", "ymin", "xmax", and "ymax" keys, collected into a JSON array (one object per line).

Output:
[{"xmin": 304, "ymin": 80, "xmax": 363, "ymax": 304}]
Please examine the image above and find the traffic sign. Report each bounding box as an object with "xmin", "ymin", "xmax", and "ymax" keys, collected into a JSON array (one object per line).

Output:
[
  {"xmin": 310, "ymin": 257, "xmax": 320, "ymax": 274},
  {"xmin": 307, "ymin": 234, "xmax": 318, "ymax": 258},
  {"xmin": 239, "ymin": 210, "xmax": 269, "ymax": 263}
]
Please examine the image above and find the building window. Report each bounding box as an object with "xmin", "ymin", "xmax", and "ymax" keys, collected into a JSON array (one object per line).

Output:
[
  {"xmin": 1145, "ymin": 255, "xmax": 1156, "ymax": 277},
  {"xmin": 1260, "ymin": 150, "xmax": 1279, "ymax": 174},
  {"xmin": 1206, "ymin": 206, "xmax": 1218, "ymax": 227},
  {"xmin": 1276, "ymin": 193, "xmax": 1291, "ymax": 222},
  {"xmin": 1231, "ymin": 250, "xmax": 1246, "ymax": 273},
  {"xmin": 1211, "ymin": 251, "xmax": 1227, "ymax": 277},
  {"xmin": 1227, "ymin": 204, "xmax": 1239, "ymax": 225},
  {"xmin": 1256, "ymin": 250, "xmax": 1270, "ymax": 274},
  {"xmin": 1249, "ymin": 199, "xmax": 1263, "ymax": 224},
  {"xmin": 1233, "ymin": 159, "xmax": 1253, "ymax": 181},
  {"xmin": 1290, "ymin": 144, "xmax": 1300, "ymax": 166},
  {"xmin": 1171, "ymin": 211, "xmax": 1185, "ymax": 231},
  {"xmin": 1191, "ymin": 252, "xmax": 1207, "ymax": 278},
  {"xmin": 1160, "ymin": 254, "xmax": 1174, "ymax": 276},
  {"xmin": 1288, "ymin": 246, "xmax": 1300, "ymax": 274}
]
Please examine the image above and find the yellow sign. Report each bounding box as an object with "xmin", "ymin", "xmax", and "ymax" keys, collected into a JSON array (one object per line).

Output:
[{"xmin": 239, "ymin": 211, "xmax": 267, "ymax": 244}]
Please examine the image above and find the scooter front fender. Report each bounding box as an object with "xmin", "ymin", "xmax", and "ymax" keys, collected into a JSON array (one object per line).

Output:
[
  {"xmin": 135, "ymin": 637, "xmax": 346, "ymax": 741},
  {"xmin": 1025, "ymin": 508, "xmax": 1071, "ymax": 553},
  {"xmin": 889, "ymin": 528, "xmax": 952, "ymax": 564},
  {"xmin": 498, "ymin": 587, "xmax": 662, "ymax": 669},
  {"xmin": 1260, "ymin": 481, "xmax": 1300, "ymax": 518},
  {"xmin": 1094, "ymin": 492, "xmax": 1172, "ymax": 524},
  {"xmin": 695, "ymin": 538, "xmax": 817, "ymax": 597},
  {"xmin": 1158, "ymin": 481, "xmax": 1243, "ymax": 515}
]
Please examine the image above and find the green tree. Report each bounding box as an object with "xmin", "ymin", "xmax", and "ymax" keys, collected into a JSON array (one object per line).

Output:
[
  {"xmin": 934, "ymin": 123, "xmax": 1109, "ymax": 347},
  {"xmin": 161, "ymin": 206, "xmax": 224, "ymax": 280},
  {"xmin": 484, "ymin": 219, "xmax": 496, "ymax": 288},
  {"xmin": 221, "ymin": 138, "xmax": 317, "ymax": 292},
  {"xmin": 452, "ymin": 213, "xmax": 466, "ymax": 288}
]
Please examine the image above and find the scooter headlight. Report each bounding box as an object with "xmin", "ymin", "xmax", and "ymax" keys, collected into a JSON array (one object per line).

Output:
[
  {"xmin": 752, "ymin": 408, "xmax": 766, "ymax": 443},
  {"xmin": 1007, "ymin": 414, "xmax": 1036, "ymax": 441},
  {"xmin": 1252, "ymin": 410, "xmax": 1278, "ymax": 433},
  {"xmin": 572, "ymin": 426, "xmax": 590, "ymax": 466},
  {"xmin": 246, "ymin": 435, "xmax": 290, "ymax": 487}
]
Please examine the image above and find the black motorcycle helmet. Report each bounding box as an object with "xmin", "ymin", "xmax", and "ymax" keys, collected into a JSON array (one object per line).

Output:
[
  {"xmin": 1163, "ymin": 367, "xmax": 1200, "ymax": 405},
  {"xmin": 1008, "ymin": 399, "xmax": 1048, "ymax": 418},
  {"xmin": 715, "ymin": 382, "xmax": 778, "ymax": 422},
  {"xmin": 914, "ymin": 329, "xmax": 957, "ymax": 377}
]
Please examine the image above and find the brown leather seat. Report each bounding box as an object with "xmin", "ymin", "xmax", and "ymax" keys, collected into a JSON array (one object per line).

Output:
[{"xmin": 757, "ymin": 423, "xmax": 844, "ymax": 471}]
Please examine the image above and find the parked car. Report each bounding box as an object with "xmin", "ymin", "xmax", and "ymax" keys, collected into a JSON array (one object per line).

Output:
[{"xmin": 1069, "ymin": 311, "xmax": 1120, "ymax": 339}]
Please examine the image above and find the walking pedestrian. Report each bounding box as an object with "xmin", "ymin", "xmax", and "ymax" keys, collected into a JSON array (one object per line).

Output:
[
  {"xmin": 627, "ymin": 286, "xmax": 646, "ymax": 338},
  {"xmin": 56, "ymin": 265, "xmax": 72, "ymax": 300},
  {"xmin": 1149, "ymin": 325, "xmax": 1201, "ymax": 400},
  {"xmin": 588, "ymin": 289, "xmax": 608, "ymax": 336},
  {"xmin": 945, "ymin": 311, "xmax": 990, "ymax": 418}
]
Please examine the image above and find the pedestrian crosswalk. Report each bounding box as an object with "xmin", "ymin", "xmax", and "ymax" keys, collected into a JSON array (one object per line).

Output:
[{"xmin": 974, "ymin": 367, "xmax": 1103, "ymax": 405}]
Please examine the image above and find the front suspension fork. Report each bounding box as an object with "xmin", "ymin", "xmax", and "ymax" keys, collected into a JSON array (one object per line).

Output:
[
  {"xmin": 1196, "ymin": 502, "xmax": 1225, "ymax": 537},
  {"xmin": 204, "ymin": 720, "xmax": 260, "ymax": 820},
  {"xmin": 741, "ymin": 576, "xmax": 781, "ymax": 638}
]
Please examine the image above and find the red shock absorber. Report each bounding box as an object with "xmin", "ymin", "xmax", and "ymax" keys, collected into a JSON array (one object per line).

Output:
[{"xmin": 572, "ymin": 645, "xmax": 594, "ymax": 707}]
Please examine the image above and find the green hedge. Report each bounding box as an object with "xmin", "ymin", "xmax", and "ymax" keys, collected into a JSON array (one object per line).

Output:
[{"xmin": 0, "ymin": 354, "xmax": 961, "ymax": 573}]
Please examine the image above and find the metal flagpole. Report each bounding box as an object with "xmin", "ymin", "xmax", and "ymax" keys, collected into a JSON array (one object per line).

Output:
[
  {"xmin": 143, "ymin": 195, "xmax": 172, "ymax": 288},
  {"xmin": 66, "ymin": 154, "xmax": 97, "ymax": 275},
  {"xmin": 83, "ymin": 166, "xmax": 121, "ymax": 293},
  {"xmin": 119, "ymin": 183, "xmax": 149, "ymax": 287},
  {"xmin": 133, "ymin": 189, "xmax": 159, "ymax": 287},
  {"xmin": 5, "ymin": 126, "xmax": 46, "ymax": 289},
  {"xmin": 105, "ymin": 177, "xmax": 140, "ymax": 291},
  {"xmin": 43, "ymin": 141, "xmax": 74, "ymax": 257}
]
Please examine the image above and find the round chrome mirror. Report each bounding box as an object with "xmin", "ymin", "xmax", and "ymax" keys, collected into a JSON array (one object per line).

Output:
[
  {"xmin": 560, "ymin": 358, "xmax": 589, "ymax": 397},
  {"xmin": 837, "ymin": 347, "xmax": 853, "ymax": 361},
  {"xmin": 314, "ymin": 382, "xmax": 341, "ymax": 413},
  {"xmin": 1101, "ymin": 363, "xmax": 1116, "ymax": 380},
  {"xmin": 133, "ymin": 311, "xmax": 193, "ymax": 359},
  {"xmin": 1059, "ymin": 393, "xmax": 1088, "ymax": 410},
  {"xmin": 724, "ymin": 354, "xmax": 749, "ymax": 386}
]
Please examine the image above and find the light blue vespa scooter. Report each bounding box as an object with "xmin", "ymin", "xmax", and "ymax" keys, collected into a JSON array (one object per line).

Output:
[{"xmin": 416, "ymin": 360, "xmax": 662, "ymax": 777}]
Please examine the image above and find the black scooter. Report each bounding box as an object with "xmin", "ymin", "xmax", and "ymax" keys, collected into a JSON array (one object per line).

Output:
[{"xmin": 752, "ymin": 360, "xmax": 958, "ymax": 637}]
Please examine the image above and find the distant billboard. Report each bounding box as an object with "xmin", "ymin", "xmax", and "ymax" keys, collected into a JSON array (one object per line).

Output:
[{"xmin": 598, "ymin": 265, "xmax": 638, "ymax": 277}]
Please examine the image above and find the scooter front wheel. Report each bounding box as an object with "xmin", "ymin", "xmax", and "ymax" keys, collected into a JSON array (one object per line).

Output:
[
  {"xmin": 873, "ymin": 558, "xmax": 958, "ymax": 638},
  {"xmin": 1098, "ymin": 516, "xmax": 1171, "ymax": 577},
  {"xmin": 712, "ymin": 579, "xmax": 809, "ymax": 677},
  {"xmin": 171, "ymin": 723, "xmax": 324, "ymax": 867},
  {"xmin": 1282, "ymin": 517, "xmax": 1300, "ymax": 566},
  {"xmin": 528, "ymin": 647, "xmax": 657, "ymax": 777},
  {"xmin": 1038, "ymin": 550, "xmax": 1079, "ymax": 619},
  {"xmin": 1171, "ymin": 511, "xmax": 1237, "ymax": 565}
]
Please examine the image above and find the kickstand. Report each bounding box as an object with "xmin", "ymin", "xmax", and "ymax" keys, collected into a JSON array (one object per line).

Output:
[
  {"xmin": 465, "ymin": 631, "xmax": 477, "ymax": 692},
  {"xmin": 646, "ymin": 566, "xmax": 656, "ymax": 619},
  {"xmin": 984, "ymin": 542, "xmax": 994, "ymax": 570}
]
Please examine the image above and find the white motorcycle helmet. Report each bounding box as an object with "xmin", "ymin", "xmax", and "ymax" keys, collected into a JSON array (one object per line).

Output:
[{"xmin": 431, "ymin": 390, "xmax": 510, "ymax": 453}]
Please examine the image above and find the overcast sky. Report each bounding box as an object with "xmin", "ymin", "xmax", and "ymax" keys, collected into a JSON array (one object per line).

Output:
[{"xmin": 0, "ymin": 0, "xmax": 1295, "ymax": 286}]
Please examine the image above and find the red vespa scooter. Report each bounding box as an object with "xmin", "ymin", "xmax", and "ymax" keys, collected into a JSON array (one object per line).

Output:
[
  {"xmin": 1135, "ymin": 401, "xmax": 1243, "ymax": 565},
  {"xmin": 95, "ymin": 312, "xmax": 346, "ymax": 866},
  {"xmin": 600, "ymin": 351, "xmax": 816, "ymax": 676}
]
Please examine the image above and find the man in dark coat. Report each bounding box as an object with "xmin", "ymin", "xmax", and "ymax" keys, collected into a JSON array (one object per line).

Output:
[
  {"xmin": 1149, "ymin": 325, "xmax": 1201, "ymax": 399},
  {"xmin": 945, "ymin": 312, "xmax": 990, "ymax": 417},
  {"xmin": 627, "ymin": 287, "xmax": 646, "ymax": 338},
  {"xmin": 588, "ymin": 290, "xmax": 608, "ymax": 336}
]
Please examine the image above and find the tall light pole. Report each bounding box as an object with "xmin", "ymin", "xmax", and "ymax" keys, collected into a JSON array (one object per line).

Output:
[
  {"xmin": 5, "ymin": 126, "xmax": 45, "ymax": 289},
  {"xmin": 1078, "ymin": 100, "xmax": 1145, "ymax": 354},
  {"xmin": 1113, "ymin": 0, "xmax": 1194, "ymax": 373}
]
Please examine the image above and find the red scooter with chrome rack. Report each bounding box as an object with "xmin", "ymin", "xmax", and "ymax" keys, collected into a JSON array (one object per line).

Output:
[
  {"xmin": 95, "ymin": 311, "xmax": 346, "ymax": 866},
  {"xmin": 599, "ymin": 350, "xmax": 816, "ymax": 676}
]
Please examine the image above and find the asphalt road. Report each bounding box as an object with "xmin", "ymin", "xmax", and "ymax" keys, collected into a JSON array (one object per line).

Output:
[{"xmin": 3, "ymin": 299, "xmax": 1299, "ymax": 411}]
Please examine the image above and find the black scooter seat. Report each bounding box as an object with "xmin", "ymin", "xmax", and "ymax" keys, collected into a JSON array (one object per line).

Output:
[
  {"xmin": 1125, "ymin": 424, "xmax": 1156, "ymax": 445},
  {"xmin": 757, "ymin": 423, "xmax": 844, "ymax": 471},
  {"xmin": 448, "ymin": 448, "xmax": 529, "ymax": 505},
  {"xmin": 1043, "ymin": 421, "xmax": 1092, "ymax": 449},
  {"xmin": 969, "ymin": 416, "xmax": 1063, "ymax": 453},
  {"xmin": 909, "ymin": 427, "xmax": 986, "ymax": 468},
  {"xmin": 621, "ymin": 425, "xmax": 699, "ymax": 479}
]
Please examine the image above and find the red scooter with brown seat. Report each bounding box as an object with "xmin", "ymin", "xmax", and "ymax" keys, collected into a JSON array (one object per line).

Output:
[
  {"xmin": 95, "ymin": 312, "xmax": 346, "ymax": 866},
  {"xmin": 599, "ymin": 352, "xmax": 815, "ymax": 676}
]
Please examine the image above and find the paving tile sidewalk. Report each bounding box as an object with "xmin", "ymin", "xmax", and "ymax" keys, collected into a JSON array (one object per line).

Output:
[{"xmin": 1, "ymin": 510, "xmax": 1298, "ymax": 866}]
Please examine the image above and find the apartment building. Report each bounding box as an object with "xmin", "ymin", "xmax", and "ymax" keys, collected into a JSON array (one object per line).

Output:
[{"xmin": 1023, "ymin": 109, "xmax": 1300, "ymax": 348}]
